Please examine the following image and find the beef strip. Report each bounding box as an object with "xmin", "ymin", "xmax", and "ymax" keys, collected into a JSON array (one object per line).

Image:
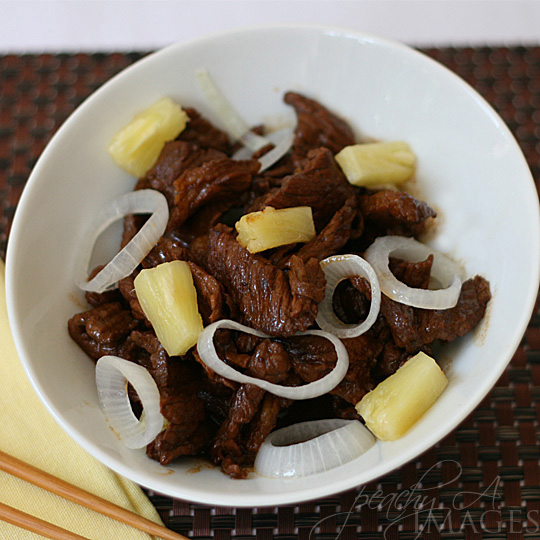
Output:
[
  {"xmin": 210, "ymin": 383, "xmax": 266, "ymax": 478},
  {"xmin": 286, "ymin": 334, "xmax": 337, "ymax": 383},
  {"xmin": 262, "ymin": 147, "xmax": 354, "ymax": 229},
  {"xmin": 358, "ymin": 189, "xmax": 436, "ymax": 238},
  {"xmin": 172, "ymin": 157, "xmax": 260, "ymax": 230},
  {"xmin": 206, "ymin": 224, "xmax": 326, "ymax": 336},
  {"xmin": 128, "ymin": 331, "xmax": 211, "ymax": 464},
  {"xmin": 331, "ymin": 334, "xmax": 382, "ymax": 404},
  {"xmin": 68, "ymin": 302, "xmax": 139, "ymax": 360},
  {"xmin": 381, "ymin": 275, "xmax": 491, "ymax": 352},
  {"xmin": 177, "ymin": 107, "xmax": 233, "ymax": 154},
  {"xmin": 332, "ymin": 276, "xmax": 372, "ymax": 325},
  {"xmin": 281, "ymin": 196, "xmax": 358, "ymax": 266},
  {"xmin": 284, "ymin": 91, "xmax": 355, "ymax": 165},
  {"xmin": 138, "ymin": 141, "xmax": 225, "ymax": 206}
]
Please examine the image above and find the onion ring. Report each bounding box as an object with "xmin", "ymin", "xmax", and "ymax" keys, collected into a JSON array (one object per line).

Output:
[
  {"xmin": 74, "ymin": 189, "xmax": 168, "ymax": 294},
  {"xmin": 95, "ymin": 355, "xmax": 164, "ymax": 449},
  {"xmin": 364, "ymin": 235, "xmax": 464, "ymax": 309},
  {"xmin": 254, "ymin": 419, "xmax": 375, "ymax": 478},
  {"xmin": 316, "ymin": 254, "xmax": 381, "ymax": 338},
  {"xmin": 196, "ymin": 319, "xmax": 349, "ymax": 400}
]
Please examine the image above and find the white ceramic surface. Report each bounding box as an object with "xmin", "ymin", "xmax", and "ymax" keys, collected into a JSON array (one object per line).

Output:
[{"xmin": 6, "ymin": 26, "xmax": 540, "ymax": 507}]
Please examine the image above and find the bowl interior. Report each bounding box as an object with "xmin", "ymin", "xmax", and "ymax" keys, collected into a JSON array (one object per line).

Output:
[{"xmin": 6, "ymin": 26, "xmax": 540, "ymax": 506}]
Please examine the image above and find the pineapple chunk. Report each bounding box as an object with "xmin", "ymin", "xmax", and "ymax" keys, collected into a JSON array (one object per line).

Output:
[
  {"xmin": 235, "ymin": 206, "xmax": 316, "ymax": 253},
  {"xmin": 335, "ymin": 141, "xmax": 416, "ymax": 187},
  {"xmin": 356, "ymin": 351, "xmax": 448, "ymax": 440},
  {"xmin": 134, "ymin": 261, "xmax": 203, "ymax": 356},
  {"xmin": 108, "ymin": 97, "xmax": 188, "ymax": 178}
]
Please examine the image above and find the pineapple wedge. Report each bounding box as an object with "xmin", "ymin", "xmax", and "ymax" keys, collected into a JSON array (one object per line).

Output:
[
  {"xmin": 235, "ymin": 206, "xmax": 316, "ymax": 253},
  {"xmin": 134, "ymin": 261, "xmax": 203, "ymax": 356},
  {"xmin": 108, "ymin": 97, "xmax": 189, "ymax": 178},
  {"xmin": 356, "ymin": 351, "xmax": 448, "ymax": 440},
  {"xmin": 335, "ymin": 141, "xmax": 416, "ymax": 187}
]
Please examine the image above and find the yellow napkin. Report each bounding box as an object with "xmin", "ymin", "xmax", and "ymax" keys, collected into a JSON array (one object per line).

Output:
[{"xmin": 0, "ymin": 260, "xmax": 163, "ymax": 540}]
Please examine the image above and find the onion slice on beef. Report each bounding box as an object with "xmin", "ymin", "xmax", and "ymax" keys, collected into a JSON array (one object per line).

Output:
[
  {"xmin": 233, "ymin": 127, "xmax": 294, "ymax": 172},
  {"xmin": 196, "ymin": 69, "xmax": 269, "ymax": 152},
  {"xmin": 257, "ymin": 128, "xmax": 294, "ymax": 172},
  {"xmin": 364, "ymin": 235, "xmax": 464, "ymax": 309},
  {"xmin": 196, "ymin": 320, "xmax": 349, "ymax": 400},
  {"xmin": 95, "ymin": 355, "xmax": 164, "ymax": 449},
  {"xmin": 254, "ymin": 419, "xmax": 375, "ymax": 478},
  {"xmin": 316, "ymin": 254, "xmax": 381, "ymax": 338},
  {"xmin": 74, "ymin": 189, "xmax": 168, "ymax": 294}
]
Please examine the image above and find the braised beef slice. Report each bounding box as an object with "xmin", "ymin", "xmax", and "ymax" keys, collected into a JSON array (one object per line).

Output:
[
  {"xmin": 177, "ymin": 107, "xmax": 233, "ymax": 154},
  {"xmin": 332, "ymin": 277, "xmax": 372, "ymax": 325},
  {"xmin": 247, "ymin": 340, "xmax": 291, "ymax": 384},
  {"xmin": 244, "ymin": 393, "xmax": 284, "ymax": 454},
  {"xmin": 210, "ymin": 384, "xmax": 266, "ymax": 478},
  {"xmin": 331, "ymin": 334, "xmax": 381, "ymax": 404},
  {"xmin": 206, "ymin": 224, "xmax": 326, "ymax": 336},
  {"xmin": 289, "ymin": 195, "xmax": 358, "ymax": 264},
  {"xmin": 374, "ymin": 338, "xmax": 410, "ymax": 381},
  {"xmin": 128, "ymin": 331, "xmax": 211, "ymax": 464},
  {"xmin": 284, "ymin": 91, "xmax": 355, "ymax": 164},
  {"xmin": 381, "ymin": 275, "xmax": 491, "ymax": 352},
  {"xmin": 262, "ymin": 147, "xmax": 354, "ymax": 229},
  {"xmin": 141, "ymin": 237, "xmax": 191, "ymax": 268},
  {"xmin": 359, "ymin": 189, "xmax": 436, "ymax": 238},
  {"xmin": 84, "ymin": 265, "xmax": 124, "ymax": 307},
  {"xmin": 281, "ymin": 394, "xmax": 361, "ymax": 427},
  {"xmin": 139, "ymin": 140, "xmax": 225, "ymax": 205},
  {"xmin": 172, "ymin": 157, "xmax": 259, "ymax": 230},
  {"xmin": 286, "ymin": 334, "xmax": 337, "ymax": 383},
  {"xmin": 118, "ymin": 273, "xmax": 147, "ymax": 321},
  {"xmin": 68, "ymin": 302, "xmax": 139, "ymax": 360},
  {"xmin": 188, "ymin": 262, "xmax": 228, "ymax": 325}
]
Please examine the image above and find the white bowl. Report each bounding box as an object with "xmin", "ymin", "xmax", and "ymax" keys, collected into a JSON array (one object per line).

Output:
[{"xmin": 6, "ymin": 26, "xmax": 540, "ymax": 507}]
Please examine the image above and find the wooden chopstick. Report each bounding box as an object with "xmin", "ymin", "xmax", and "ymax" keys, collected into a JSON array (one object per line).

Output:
[
  {"xmin": 0, "ymin": 501, "xmax": 91, "ymax": 540},
  {"xmin": 0, "ymin": 450, "xmax": 189, "ymax": 540}
]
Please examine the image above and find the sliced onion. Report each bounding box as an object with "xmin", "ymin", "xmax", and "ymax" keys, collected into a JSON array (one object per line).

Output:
[
  {"xmin": 255, "ymin": 419, "xmax": 375, "ymax": 478},
  {"xmin": 74, "ymin": 189, "xmax": 168, "ymax": 293},
  {"xmin": 95, "ymin": 355, "xmax": 164, "ymax": 449},
  {"xmin": 258, "ymin": 128, "xmax": 294, "ymax": 172},
  {"xmin": 233, "ymin": 127, "xmax": 294, "ymax": 173},
  {"xmin": 316, "ymin": 254, "xmax": 381, "ymax": 338},
  {"xmin": 364, "ymin": 235, "xmax": 464, "ymax": 309},
  {"xmin": 196, "ymin": 320, "xmax": 349, "ymax": 400},
  {"xmin": 196, "ymin": 69, "xmax": 269, "ymax": 151}
]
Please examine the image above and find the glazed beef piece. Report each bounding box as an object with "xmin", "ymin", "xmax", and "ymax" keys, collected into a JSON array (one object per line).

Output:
[
  {"xmin": 380, "ymin": 257, "xmax": 492, "ymax": 352},
  {"xmin": 138, "ymin": 141, "xmax": 225, "ymax": 206},
  {"xmin": 129, "ymin": 331, "xmax": 211, "ymax": 465},
  {"xmin": 332, "ymin": 277, "xmax": 372, "ymax": 325},
  {"xmin": 332, "ymin": 334, "xmax": 382, "ymax": 404},
  {"xmin": 206, "ymin": 224, "xmax": 326, "ymax": 337},
  {"xmin": 286, "ymin": 334, "xmax": 337, "ymax": 383},
  {"xmin": 68, "ymin": 302, "xmax": 139, "ymax": 360},
  {"xmin": 358, "ymin": 189, "xmax": 437, "ymax": 238},
  {"xmin": 262, "ymin": 147, "xmax": 354, "ymax": 229},
  {"xmin": 210, "ymin": 383, "xmax": 266, "ymax": 478},
  {"xmin": 284, "ymin": 91, "xmax": 355, "ymax": 165},
  {"xmin": 290, "ymin": 196, "xmax": 359, "ymax": 265},
  {"xmin": 177, "ymin": 107, "xmax": 233, "ymax": 154},
  {"xmin": 171, "ymin": 157, "xmax": 259, "ymax": 230}
]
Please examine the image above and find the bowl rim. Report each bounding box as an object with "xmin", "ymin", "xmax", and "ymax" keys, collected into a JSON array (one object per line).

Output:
[{"xmin": 6, "ymin": 23, "xmax": 540, "ymax": 507}]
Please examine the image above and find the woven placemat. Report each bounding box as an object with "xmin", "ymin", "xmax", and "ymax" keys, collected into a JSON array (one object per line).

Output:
[{"xmin": 1, "ymin": 47, "xmax": 539, "ymax": 539}]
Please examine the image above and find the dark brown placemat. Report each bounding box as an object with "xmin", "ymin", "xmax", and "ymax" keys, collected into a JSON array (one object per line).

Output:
[{"xmin": 1, "ymin": 47, "xmax": 539, "ymax": 539}]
